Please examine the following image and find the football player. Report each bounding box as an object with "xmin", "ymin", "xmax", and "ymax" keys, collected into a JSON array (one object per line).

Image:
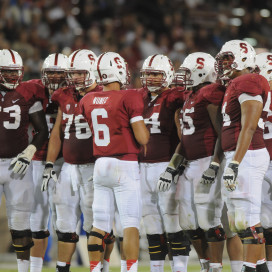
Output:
[
  {"xmin": 214, "ymin": 40, "xmax": 270, "ymax": 272},
  {"xmin": 255, "ymin": 52, "xmax": 272, "ymax": 272},
  {"xmin": 0, "ymin": 49, "xmax": 48, "ymax": 272},
  {"xmin": 41, "ymin": 49, "xmax": 99, "ymax": 272},
  {"xmin": 28, "ymin": 53, "xmax": 69, "ymax": 272},
  {"xmin": 139, "ymin": 54, "xmax": 190, "ymax": 272},
  {"xmin": 80, "ymin": 52, "xmax": 149, "ymax": 272},
  {"xmin": 159, "ymin": 52, "xmax": 225, "ymax": 272}
]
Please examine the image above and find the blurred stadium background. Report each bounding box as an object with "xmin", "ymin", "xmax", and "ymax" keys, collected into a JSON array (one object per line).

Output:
[{"xmin": 0, "ymin": 0, "xmax": 271, "ymax": 270}]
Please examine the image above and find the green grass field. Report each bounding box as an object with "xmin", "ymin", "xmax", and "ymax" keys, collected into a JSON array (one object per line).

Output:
[{"xmin": 0, "ymin": 264, "xmax": 232, "ymax": 272}]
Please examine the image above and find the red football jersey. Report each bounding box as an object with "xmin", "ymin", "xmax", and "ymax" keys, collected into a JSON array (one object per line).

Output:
[
  {"xmin": 0, "ymin": 82, "xmax": 46, "ymax": 158},
  {"xmin": 221, "ymin": 73, "xmax": 270, "ymax": 152},
  {"xmin": 80, "ymin": 89, "xmax": 144, "ymax": 161},
  {"xmin": 180, "ymin": 83, "xmax": 225, "ymax": 160},
  {"xmin": 51, "ymin": 86, "xmax": 102, "ymax": 164},
  {"xmin": 138, "ymin": 87, "xmax": 184, "ymax": 162},
  {"xmin": 27, "ymin": 79, "xmax": 59, "ymax": 161},
  {"xmin": 263, "ymin": 88, "xmax": 272, "ymax": 159}
]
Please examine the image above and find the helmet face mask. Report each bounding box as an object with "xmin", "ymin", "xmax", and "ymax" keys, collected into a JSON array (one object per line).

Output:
[
  {"xmin": 0, "ymin": 49, "xmax": 24, "ymax": 90},
  {"xmin": 42, "ymin": 69, "xmax": 67, "ymax": 91},
  {"xmin": 95, "ymin": 52, "xmax": 130, "ymax": 88},
  {"xmin": 67, "ymin": 49, "xmax": 97, "ymax": 91},
  {"xmin": 140, "ymin": 54, "xmax": 174, "ymax": 92},
  {"xmin": 215, "ymin": 52, "xmax": 236, "ymax": 79},
  {"xmin": 42, "ymin": 53, "xmax": 69, "ymax": 91},
  {"xmin": 140, "ymin": 70, "xmax": 167, "ymax": 92},
  {"xmin": 173, "ymin": 67, "xmax": 193, "ymax": 88},
  {"xmin": 66, "ymin": 70, "xmax": 92, "ymax": 91}
]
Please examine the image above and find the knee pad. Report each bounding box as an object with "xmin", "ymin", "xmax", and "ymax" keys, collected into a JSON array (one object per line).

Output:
[
  {"xmin": 205, "ymin": 227, "xmax": 226, "ymax": 242},
  {"xmin": 263, "ymin": 229, "xmax": 272, "ymax": 245},
  {"xmin": 238, "ymin": 226, "xmax": 265, "ymax": 244},
  {"xmin": 32, "ymin": 230, "xmax": 50, "ymax": 239},
  {"xmin": 186, "ymin": 227, "xmax": 205, "ymax": 241},
  {"xmin": 104, "ymin": 230, "xmax": 116, "ymax": 245},
  {"xmin": 10, "ymin": 229, "xmax": 34, "ymax": 252},
  {"xmin": 56, "ymin": 230, "xmax": 79, "ymax": 243},
  {"xmin": 167, "ymin": 231, "xmax": 191, "ymax": 256},
  {"xmin": 146, "ymin": 233, "xmax": 168, "ymax": 260},
  {"xmin": 88, "ymin": 231, "xmax": 107, "ymax": 253}
]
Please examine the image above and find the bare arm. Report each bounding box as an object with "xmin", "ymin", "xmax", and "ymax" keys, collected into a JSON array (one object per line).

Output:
[
  {"xmin": 207, "ymin": 104, "xmax": 224, "ymax": 163},
  {"xmin": 29, "ymin": 110, "xmax": 48, "ymax": 150},
  {"xmin": 131, "ymin": 120, "xmax": 150, "ymax": 145},
  {"xmin": 174, "ymin": 107, "xmax": 182, "ymax": 140},
  {"xmin": 46, "ymin": 107, "xmax": 63, "ymax": 163},
  {"xmin": 232, "ymin": 100, "xmax": 263, "ymax": 163}
]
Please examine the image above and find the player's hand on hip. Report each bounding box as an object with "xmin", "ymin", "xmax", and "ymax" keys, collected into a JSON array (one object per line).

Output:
[
  {"xmin": 41, "ymin": 162, "xmax": 58, "ymax": 191},
  {"xmin": 223, "ymin": 161, "xmax": 239, "ymax": 191},
  {"xmin": 200, "ymin": 162, "xmax": 220, "ymax": 184},
  {"xmin": 10, "ymin": 144, "xmax": 37, "ymax": 175}
]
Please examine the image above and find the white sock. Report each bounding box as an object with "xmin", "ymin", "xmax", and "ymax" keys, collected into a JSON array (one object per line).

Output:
[
  {"xmin": 200, "ymin": 259, "xmax": 209, "ymax": 271},
  {"xmin": 230, "ymin": 261, "xmax": 243, "ymax": 272},
  {"xmin": 30, "ymin": 256, "xmax": 43, "ymax": 272},
  {"xmin": 121, "ymin": 260, "xmax": 127, "ymax": 272},
  {"xmin": 150, "ymin": 260, "xmax": 164, "ymax": 272},
  {"xmin": 209, "ymin": 263, "xmax": 223, "ymax": 272},
  {"xmin": 170, "ymin": 260, "xmax": 174, "ymax": 272},
  {"xmin": 267, "ymin": 261, "xmax": 272, "ymax": 272},
  {"xmin": 127, "ymin": 260, "xmax": 138, "ymax": 272},
  {"xmin": 57, "ymin": 261, "xmax": 66, "ymax": 267},
  {"xmin": 257, "ymin": 259, "xmax": 266, "ymax": 265},
  {"xmin": 173, "ymin": 255, "xmax": 189, "ymax": 272},
  {"xmin": 103, "ymin": 259, "xmax": 110, "ymax": 272},
  {"xmin": 243, "ymin": 262, "xmax": 256, "ymax": 268},
  {"xmin": 17, "ymin": 259, "xmax": 30, "ymax": 272},
  {"xmin": 90, "ymin": 261, "xmax": 102, "ymax": 272}
]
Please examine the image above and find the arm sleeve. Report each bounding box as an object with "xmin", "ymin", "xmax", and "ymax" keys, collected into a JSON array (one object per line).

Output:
[
  {"xmin": 29, "ymin": 101, "xmax": 43, "ymax": 114},
  {"xmin": 238, "ymin": 93, "xmax": 263, "ymax": 104},
  {"xmin": 124, "ymin": 91, "xmax": 144, "ymax": 119}
]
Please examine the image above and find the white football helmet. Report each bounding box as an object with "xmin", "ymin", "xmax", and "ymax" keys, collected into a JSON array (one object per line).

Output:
[
  {"xmin": 255, "ymin": 52, "xmax": 272, "ymax": 82},
  {"xmin": 174, "ymin": 52, "xmax": 217, "ymax": 88},
  {"xmin": 95, "ymin": 52, "xmax": 130, "ymax": 87},
  {"xmin": 0, "ymin": 49, "xmax": 24, "ymax": 89},
  {"xmin": 42, "ymin": 53, "xmax": 69, "ymax": 90},
  {"xmin": 215, "ymin": 39, "xmax": 256, "ymax": 79},
  {"xmin": 67, "ymin": 49, "xmax": 97, "ymax": 90},
  {"xmin": 140, "ymin": 54, "xmax": 174, "ymax": 92}
]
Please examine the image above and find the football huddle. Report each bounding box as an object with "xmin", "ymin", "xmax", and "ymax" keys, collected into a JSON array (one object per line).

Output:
[{"xmin": 0, "ymin": 39, "xmax": 272, "ymax": 272}]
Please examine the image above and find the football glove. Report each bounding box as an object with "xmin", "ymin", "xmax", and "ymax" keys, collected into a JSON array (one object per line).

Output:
[
  {"xmin": 41, "ymin": 162, "xmax": 58, "ymax": 192},
  {"xmin": 10, "ymin": 144, "xmax": 37, "ymax": 175},
  {"xmin": 157, "ymin": 153, "xmax": 187, "ymax": 192},
  {"xmin": 200, "ymin": 162, "xmax": 220, "ymax": 184},
  {"xmin": 223, "ymin": 161, "xmax": 239, "ymax": 191}
]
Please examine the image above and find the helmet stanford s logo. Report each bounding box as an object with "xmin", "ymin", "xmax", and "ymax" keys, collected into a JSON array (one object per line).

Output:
[
  {"xmin": 196, "ymin": 58, "xmax": 205, "ymax": 69},
  {"xmin": 88, "ymin": 54, "xmax": 96, "ymax": 64},
  {"xmin": 240, "ymin": 43, "xmax": 248, "ymax": 53},
  {"xmin": 114, "ymin": 57, "xmax": 123, "ymax": 69}
]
